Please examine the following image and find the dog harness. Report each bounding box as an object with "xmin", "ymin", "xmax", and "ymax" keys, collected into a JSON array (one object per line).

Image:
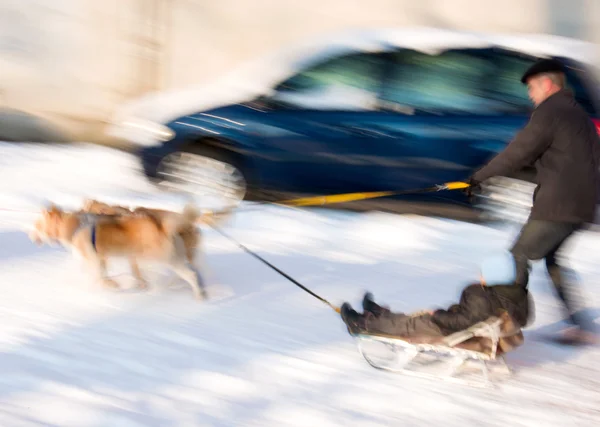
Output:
[
  {"xmin": 76, "ymin": 213, "xmax": 98, "ymax": 252},
  {"xmin": 91, "ymin": 225, "xmax": 97, "ymax": 252}
]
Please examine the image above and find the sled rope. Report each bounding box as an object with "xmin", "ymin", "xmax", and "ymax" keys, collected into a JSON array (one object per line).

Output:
[
  {"xmin": 242, "ymin": 181, "xmax": 471, "ymax": 211},
  {"xmin": 281, "ymin": 181, "xmax": 470, "ymax": 207},
  {"xmin": 205, "ymin": 219, "xmax": 341, "ymax": 313}
]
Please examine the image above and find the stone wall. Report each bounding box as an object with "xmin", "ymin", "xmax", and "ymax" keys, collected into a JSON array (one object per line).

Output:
[{"xmin": 1, "ymin": 0, "xmax": 598, "ymax": 142}]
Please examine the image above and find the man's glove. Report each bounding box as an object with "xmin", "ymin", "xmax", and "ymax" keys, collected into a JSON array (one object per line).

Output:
[{"xmin": 463, "ymin": 176, "xmax": 481, "ymax": 200}]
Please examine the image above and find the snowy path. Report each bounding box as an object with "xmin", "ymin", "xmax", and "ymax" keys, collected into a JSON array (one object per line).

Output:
[{"xmin": 0, "ymin": 143, "xmax": 599, "ymax": 426}]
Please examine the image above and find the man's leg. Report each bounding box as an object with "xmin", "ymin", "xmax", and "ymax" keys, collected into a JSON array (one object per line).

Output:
[
  {"xmin": 511, "ymin": 220, "xmax": 592, "ymax": 331},
  {"xmin": 545, "ymin": 234, "xmax": 595, "ymax": 332},
  {"xmin": 510, "ymin": 220, "xmax": 579, "ymax": 287}
]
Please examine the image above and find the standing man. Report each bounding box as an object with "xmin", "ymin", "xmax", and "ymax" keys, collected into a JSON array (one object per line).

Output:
[{"xmin": 468, "ymin": 58, "xmax": 600, "ymax": 344}]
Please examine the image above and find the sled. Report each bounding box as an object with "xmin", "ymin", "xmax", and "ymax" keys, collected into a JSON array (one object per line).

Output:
[{"xmin": 353, "ymin": 313, "xmax": 523, "ymax": 388}]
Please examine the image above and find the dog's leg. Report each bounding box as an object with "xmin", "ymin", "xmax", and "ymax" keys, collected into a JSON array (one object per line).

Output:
[
  {"xmin": 162, "ymin": 230, "xmax": 195, "ymax": 289},
  {"xmin": 192, "ymin": 231, "xmax": 212, "ymax": 298},
  {"xmin": 159, "ymin": 233, "xmax": 206, "ymax": 300},
  {"xmin": 89, "ymin": 256, "xmax": 120, "ymax": 290},
  {"xmin": 184, "ymin": 231, "xmax": 196, "ymax": 265},
  {"xmin": 99, "ymin": 258, "xmax": 120, "ymax": 290},
  {"xmin": 167, "ymin": 239, "xmax": 190, "ymax": 287},
  {"xmin": 192, "ymin": 242, "xmax": 213, "ymax": 289},
  {"xmin": 171, "ymin": 262, "xmax": 207, "ymax": 299},
  {"xmin": 192, "ymin": 262, "xmax": 207, "ymax": 297},
  {"xmin": 169, "ymin": 236, "xmax": 207, "ymax": 300},
  {"xmin": 170, "ymin": 261, "xmax": 207, "ymax": 300},
  {"xmin": 130, "ymin": 257, "xmax": 149, "ymax": 291},
  {"xmin": 186, "ymin": 233, "xmax": 209, "ymax": 298}
]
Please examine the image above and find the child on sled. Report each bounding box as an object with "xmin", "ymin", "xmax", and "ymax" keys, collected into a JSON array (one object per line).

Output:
[{"xmin": 340, "ymin": 252, "xmax": 532, "ymax": 340}]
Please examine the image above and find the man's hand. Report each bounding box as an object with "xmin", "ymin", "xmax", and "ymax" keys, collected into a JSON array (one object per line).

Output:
[{"xmin": 463, "ymin": 176, "xmax": 481, "ymax": 200}]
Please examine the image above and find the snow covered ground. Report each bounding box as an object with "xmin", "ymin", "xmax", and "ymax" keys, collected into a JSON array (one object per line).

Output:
[{"xmin": 0, "ymin": 142, "xmax": 599, "ymax": 426}]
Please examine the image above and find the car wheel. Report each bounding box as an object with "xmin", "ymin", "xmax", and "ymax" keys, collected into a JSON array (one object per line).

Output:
[
  {"xmin": 474, "ymin": 176, "xmax": 536, "ymax": 224},
  {"xmin": 156, "ymin": 146, "xmax": 248, "ymax": 206}
]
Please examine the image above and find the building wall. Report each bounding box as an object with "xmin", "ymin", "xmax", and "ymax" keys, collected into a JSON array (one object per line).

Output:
[{"xmin": 0, "ymin": 0, "xmax": 599, "ymax": 141}]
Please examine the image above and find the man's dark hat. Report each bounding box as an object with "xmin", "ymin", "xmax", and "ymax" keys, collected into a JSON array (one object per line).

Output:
[{"xmin": 520, "ymin": 58, "xmax": 565, "ymax": 84}]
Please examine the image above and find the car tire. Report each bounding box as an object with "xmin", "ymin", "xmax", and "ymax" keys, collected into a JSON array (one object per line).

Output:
[
  {"xmin": 156, "ymin": 144, "xmax": 249, "ymax": 206},
  {"xmin": 474, "ymin": 175, "xmax": 536, "ymax": 224}
]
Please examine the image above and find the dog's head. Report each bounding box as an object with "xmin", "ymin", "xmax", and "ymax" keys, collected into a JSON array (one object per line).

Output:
[
  {"xmin": 83, "ymin": 199, "xmax": 134, "ymax": 216},
  {"xmin": 29, "ymin": 205, "xmax": 65, "ymax": 246},
  {"xmin": 81, "ymin": 199, "xmax": 122, "ymax": 215}
]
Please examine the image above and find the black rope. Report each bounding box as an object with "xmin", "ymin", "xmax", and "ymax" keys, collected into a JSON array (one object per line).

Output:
[
  {"xmin": 202, "ymin": 182, "xmax": 469, "ymax": 313},
  {"xmin": 206, "ymin": 220, "xmax": 340, "ymax": 313}
]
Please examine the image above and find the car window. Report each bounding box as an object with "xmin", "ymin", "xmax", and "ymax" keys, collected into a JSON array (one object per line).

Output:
[
  {"xmin": 484, "ymin": 52, "xmax": 598, "ymax": 116},
  {"xmin": 270, "ymin": 52, "xmax": 385, "ymax": 110},
  {"xmin": 381, "ymin": 50, "xmax": 497, "ymax": 115},
  {"xmin": 382, "ymin": 49, "xmax": 598, "ymax": 116},
  {"xmin": 483, "ymin": 53, "xmax": 534, "ymax": 114}
]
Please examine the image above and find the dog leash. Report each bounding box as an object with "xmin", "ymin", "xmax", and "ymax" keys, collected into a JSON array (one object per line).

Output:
[
  {"xmin": 205, "ymin": 218, "xmax": 341, "ymax": 313},
  {"xmin": 200, "ymin": 181, "xmax": 472, "ymax": 313}
]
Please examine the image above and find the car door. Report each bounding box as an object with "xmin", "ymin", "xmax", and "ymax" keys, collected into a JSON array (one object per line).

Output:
[{"xmin": 245, "ymin": 51, "xmax": 389, "ymax": 195}]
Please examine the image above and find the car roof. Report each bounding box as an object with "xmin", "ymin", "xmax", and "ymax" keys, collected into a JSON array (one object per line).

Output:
[
  {"xmin": 107, "ymin": 27, "xmax": 600, "ymax": 126},
  {"xmin": 284, "ymin": 27, "xmax": 599, "ymax": 69}
]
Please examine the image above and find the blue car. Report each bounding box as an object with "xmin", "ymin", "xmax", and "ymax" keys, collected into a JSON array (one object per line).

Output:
[{"xmin": 113, "ymin": 29, "xmax": 600, "ymax": 221}]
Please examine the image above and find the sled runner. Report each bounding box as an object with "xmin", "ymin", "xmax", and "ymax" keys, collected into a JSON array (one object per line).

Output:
[{"xmin": 353, "ymin": 312, "xmax": 524, "ymax": 388}]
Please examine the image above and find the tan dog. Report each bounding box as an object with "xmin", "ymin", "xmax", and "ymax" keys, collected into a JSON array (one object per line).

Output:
[
  {"xmin": 30, "ymin": 203, "xmax": 208, "ymax": 300},
  {"xmin": 80, "ymin": 200, "xmax": 200, "ymax": 265}
]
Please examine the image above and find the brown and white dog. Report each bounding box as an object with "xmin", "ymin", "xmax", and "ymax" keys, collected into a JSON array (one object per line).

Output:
[
  {"xmin": 79, "ymin": 199, "xmax": 200, "ymax": 266},
  {"xmin": 29, "ymin": 202, "xmax": 211, "ymax": 300}
]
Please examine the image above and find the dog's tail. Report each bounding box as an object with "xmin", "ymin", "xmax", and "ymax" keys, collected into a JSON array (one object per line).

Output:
[
  {"xmin": 160, "ymin": 203, "xmax": 202, "ymax": 235},
  {"xmin": 196, "ymin": 204, "xmax": 235, "ymax": 227}
]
